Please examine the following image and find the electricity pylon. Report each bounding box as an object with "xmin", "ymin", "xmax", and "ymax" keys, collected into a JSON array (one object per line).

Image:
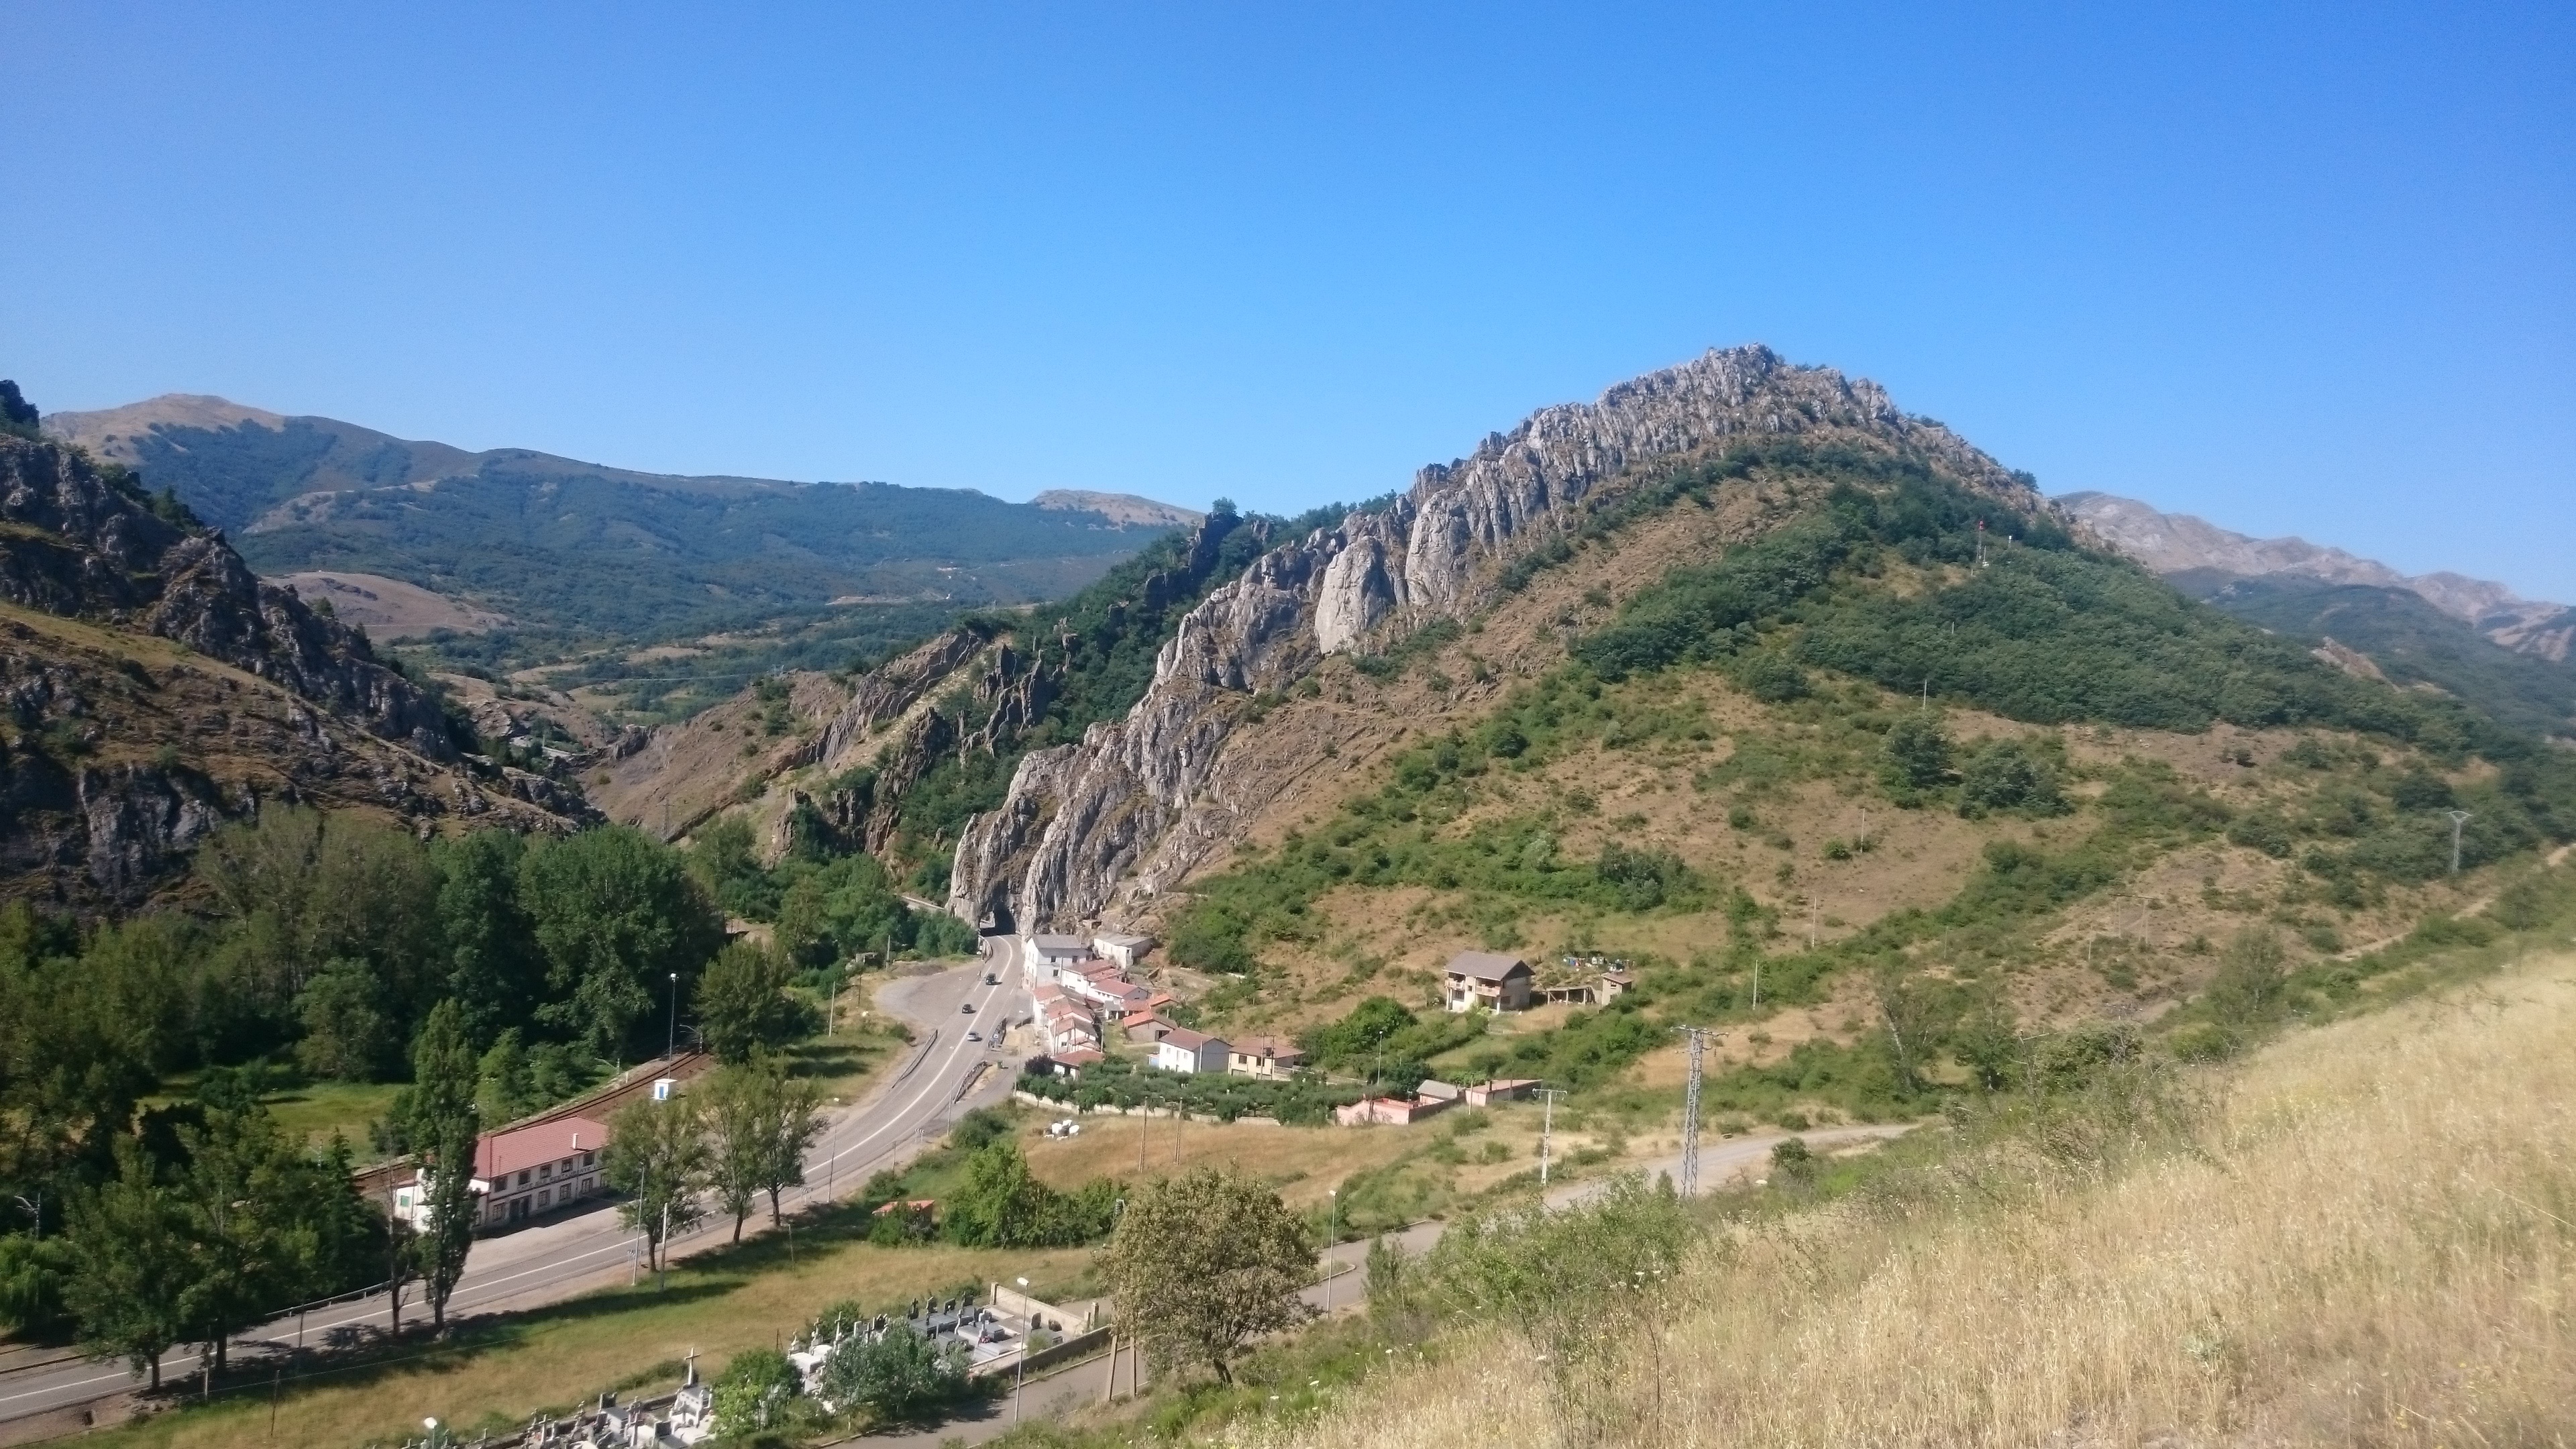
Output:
[{"xmin": 1675, "ymin": 1026, "xmax": 1718, "ymax": 1197}]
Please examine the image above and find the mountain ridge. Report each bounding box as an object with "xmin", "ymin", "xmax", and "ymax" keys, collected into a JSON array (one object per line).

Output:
[
  {"xmin": 944, "ymin": 343, "xmax": 2046, "ymax": 932},
  {"xmin": 0, "ymin": 427, "xmax": 583, "ymax": 908},
  {"xmin": 37, "ymin": 395, "xmax": 1203, "ymax": 690},
  {"xmin": 2057, "ymin": 490, "xmax": 2573, "ymax": 662}
]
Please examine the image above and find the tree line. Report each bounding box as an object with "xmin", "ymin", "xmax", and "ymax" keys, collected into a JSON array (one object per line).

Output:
[{"xmin": 0, "ymin": 798, "xmax": 950, "ymax": 1358}]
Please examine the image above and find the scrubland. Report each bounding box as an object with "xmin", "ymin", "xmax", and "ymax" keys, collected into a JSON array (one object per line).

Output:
[{"xmin": 1228, "ymin": 947, "xmax": 2576, "ymax": 1448}]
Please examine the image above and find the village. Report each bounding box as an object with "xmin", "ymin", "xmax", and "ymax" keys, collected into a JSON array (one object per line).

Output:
[
  {"xmin": 321, "ymin": 930, "xmax": 1658, "ymax": 1448},
  {"xmin": 1019, "ymin": 932, "xmax": 1634, "ymax": 1129}
]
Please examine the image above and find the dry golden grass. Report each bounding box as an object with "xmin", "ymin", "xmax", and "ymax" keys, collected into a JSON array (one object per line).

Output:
[
  {"xmin": 1237, "ymin": 949, "xmax": 2576, "ymax": 1448},
  {"xmin": 1020, "ymin": 1114, "xmax": 1432, "ymax": 1214},
  {"xmin": 84, "ymin": 1236, "xmax": 1098, "ymax": 1449}
]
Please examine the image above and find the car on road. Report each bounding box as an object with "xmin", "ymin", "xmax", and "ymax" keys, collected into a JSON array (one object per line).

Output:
[
  {"xmin": 960, "ymin": 1001, "xmax": 975, "ymax": 1013},
  {"xmin": 965, "ymin": 1030, "xmax": 983, "ymax": 1042},
  {"xmin": 983, "ymin": 973, "xmax": 1000, "ymax": 985}
]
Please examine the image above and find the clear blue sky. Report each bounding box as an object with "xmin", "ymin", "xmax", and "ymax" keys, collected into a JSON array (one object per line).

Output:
[{"xmin": 5, "ymin": 3, "xmax": 2569, "ymax": 598}]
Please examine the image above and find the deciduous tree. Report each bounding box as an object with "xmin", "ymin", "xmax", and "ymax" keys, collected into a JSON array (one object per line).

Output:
[
  {"xmin": 602, "ymin": 1094, "xmax": 708, "ymax": 1273},
  {"xmin": 519, "ymin": 828, "xmax": 723, "ymax": 1063},
  {"xmin": 699, "ymin": 1055, "xmax": 823, "ymax": 1242},
  {"xmin": 694, "ymin": 941, "xmax": 802, "ymax": 1065},
  {"xmin": 1102, "ymin": 1166, "xmax": 1311, "ymax": 1384},
  {"xmin": 62, "ymin": 1142, "xmax": 191, "ymax": 1389}
]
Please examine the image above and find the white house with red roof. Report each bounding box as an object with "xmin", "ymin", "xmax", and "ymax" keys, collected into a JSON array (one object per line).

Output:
[{"xmin": 392, "ymin": 1115, "xmax": 611, "ymax": 1233}]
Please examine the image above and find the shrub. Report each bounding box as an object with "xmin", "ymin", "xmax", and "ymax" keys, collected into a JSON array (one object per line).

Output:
[
  {"xmin": 1956, "ymin": 738, "xmax": 2068, "ymax": 818},
  {"xmin": 1881, "ymin": 714, "xmax": 1955, "ymax": 796},
  {"xmin": 710, "ymin": 1346, "xmax": 804, "ymax": 1438},
  {"xmin": 819, "ymin": 1324, "xmax": 969, "ymax": 1423},
  {"xmin": 2203, "ymin": 928, "xmax": 2287, "ymax": 1022}
]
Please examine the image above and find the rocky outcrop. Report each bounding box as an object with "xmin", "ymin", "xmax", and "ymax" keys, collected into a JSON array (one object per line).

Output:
[
  {"xmin": 949, "ymin": 345, "xmax": 2042, "ymax": 930},
  {"xmin": 812, "ymin": 629, "xmax": 987, "ymax": 771},
  {"xmin": 0, "ymin": 435, "xmax": 578, "ymax": 908},
  {"xmin": 0, "ymin": 435, "xmax": 458, "ymax": 759}
]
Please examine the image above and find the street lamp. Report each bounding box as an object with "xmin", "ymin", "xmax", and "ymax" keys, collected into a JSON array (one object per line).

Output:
[
  {"xmin": 2445, "ymin": 810, "xmax": 2473, "ymax": 875},
  {"xmin": 1014, "ymin": 1277, "xmax": 1032, "ymax": 1421},
  {"xmin": 667, "ymin": 971, "xmax": 680, "ymax": 1059}
]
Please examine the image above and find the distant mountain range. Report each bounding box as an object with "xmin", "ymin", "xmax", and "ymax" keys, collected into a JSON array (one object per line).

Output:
[
  {"xmin": 42, "ymin": 395, "xmax": 1193, "ymax": 647},
  {"xmin": 2060, "ymin": 491, "xmax": 2575, "ymax": 739}
]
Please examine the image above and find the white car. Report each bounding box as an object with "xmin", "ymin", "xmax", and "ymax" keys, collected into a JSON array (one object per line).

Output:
[{"xmin": 965, "ymin": 1030, "xmax": 983, "ymax": 1042}]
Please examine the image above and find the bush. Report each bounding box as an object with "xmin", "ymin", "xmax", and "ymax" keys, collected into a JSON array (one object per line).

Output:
[
  {"xmin": 710, "ymin": 1346, "xmax": 804, "ymax": 1438},
  {"xmin": 819, "ymin": 1325, "xmax": 969, "ymax": 1423},
  {"xmin": 1881, "ymin": 714, "xmax": 1954, "ymax": 796},
  {"xmin": 1956, "ymin": 737, "xmax": 2067, "ymax": 818},
  {"xmin": 2203, "ymin": 928, "xmax": 2287, "ymax": 1022}
]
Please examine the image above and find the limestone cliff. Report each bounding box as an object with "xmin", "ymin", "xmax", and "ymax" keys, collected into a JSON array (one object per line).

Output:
[{"xmin": 948, "ymin": 345, "xmax": 2042, "ymax": 930}]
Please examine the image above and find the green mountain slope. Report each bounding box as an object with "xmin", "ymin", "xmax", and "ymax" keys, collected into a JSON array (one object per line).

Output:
[
  {"xmin": 2174, "ymin": 572, "xmax": 2576, "ymax": 741},
  {"xmin": 40, "ymin": 396, "xmax": 1186, "ymax": 656},
  {"xmin": 1150, "ymin": 441, "xmax": 2576, "ymax": 1133}
]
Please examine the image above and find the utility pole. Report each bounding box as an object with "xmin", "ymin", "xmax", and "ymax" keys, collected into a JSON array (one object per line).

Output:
[
  {"xmin": 1324, "ymin": 1188, "xmax": 1338, "ymax": 1311},
  {"xmin": 2445, "ymin": 810, "xmax": 2473, "ymax": 875},
  {"xmin": 1536, "ymin": 1089, "xmax": 1566, "ymax": 1185},
  {"xmin": 1674, "ymin": 1026, "xmax": 1717, "ymax": 1198}
]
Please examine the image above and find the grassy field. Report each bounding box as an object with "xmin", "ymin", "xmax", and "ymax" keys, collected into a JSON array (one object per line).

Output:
[
  {"xmin": 83, "ymin": 1201, "xmax": 1098, "ymax": 1449},
  {"xmin": 254, "ymin": 1079, "xmax": 408, "ymax": 1155},
  {"xmin": 1203, "ymin": 943, "xmax": 2576, "ymax": 1448}
]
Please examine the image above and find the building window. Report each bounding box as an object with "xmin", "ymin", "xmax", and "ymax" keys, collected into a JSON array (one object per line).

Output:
[
  {"xmin": 517, "ymin": 1171, "xmax": 531, "ymax": 1187},
  {"xmin": 539, "ymin": 1163, "xmax": 552, "ymax": 1181},
  {"xmin": 538, "ymin": 1188, "xmax": 551, "ymax": 1208},
  {"xmin": 582, "ymin": 1151, "xmax": 596, "ymax": 1167}
]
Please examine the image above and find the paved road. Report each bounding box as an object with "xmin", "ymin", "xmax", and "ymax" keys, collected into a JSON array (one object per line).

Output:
[{"xmin": 0, "ymin": 936, "xmax": 1030, "ymax": 1428}]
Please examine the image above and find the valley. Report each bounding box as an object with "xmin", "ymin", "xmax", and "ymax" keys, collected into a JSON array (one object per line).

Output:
[{"xmin": 4, "ymin": 350, "xmax": 2573, "ymax": 1448}]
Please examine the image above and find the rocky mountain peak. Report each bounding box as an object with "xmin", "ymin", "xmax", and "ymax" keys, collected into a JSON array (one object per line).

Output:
[{"xmin": 947, "ymin": 345, "xmax": 2043, "ymax": 932}]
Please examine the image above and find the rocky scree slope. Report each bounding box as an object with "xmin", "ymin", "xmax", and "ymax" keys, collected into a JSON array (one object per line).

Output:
[
  {"xmin": 0, "ymin": 433, "xmax": 582, "ymax": 907},
  {"xmin": 946, "ymin": 345, "xmax": 2042, "ymax": 932}
]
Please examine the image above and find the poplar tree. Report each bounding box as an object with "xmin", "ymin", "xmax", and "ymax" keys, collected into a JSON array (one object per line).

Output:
[{"xmin": 409, "ymin": 1000, "xmax": 481, "ymax": 1334}]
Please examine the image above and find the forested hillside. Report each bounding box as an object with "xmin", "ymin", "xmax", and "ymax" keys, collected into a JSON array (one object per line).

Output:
[
  {"xmin": 2182, "ymin": 573, "xmax": 2576, "ymax": 741},
  {"xmin": 42, "ymin": 394, "xmax": 1191, "ymax": 694}
]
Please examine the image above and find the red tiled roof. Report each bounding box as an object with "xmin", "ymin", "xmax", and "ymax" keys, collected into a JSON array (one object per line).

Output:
[{"xmin": 475, "ymin": 1116, "xmax": 610, "ymax": 1183}]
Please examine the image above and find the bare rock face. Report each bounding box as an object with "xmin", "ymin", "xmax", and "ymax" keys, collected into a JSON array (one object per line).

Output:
[
  {"xmin": 0, "ymin": 435, "xmax": 458, "ymax": 760},
  {"xmin": 812, "ymin": 629, "xmax": 987, "ymax": 771},
  {"xmin": 0, "ymin": 435, "xmax": 574, "ymax": 907},
  {"xmin": 949, "ymin": 344, "xmax": 2038, "ymax": 931}
]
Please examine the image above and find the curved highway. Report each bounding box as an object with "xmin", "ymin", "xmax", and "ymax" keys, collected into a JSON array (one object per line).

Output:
[{"xmin": 0, "ymin": 935, "xmax": 1028, "ymax": 1428}]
